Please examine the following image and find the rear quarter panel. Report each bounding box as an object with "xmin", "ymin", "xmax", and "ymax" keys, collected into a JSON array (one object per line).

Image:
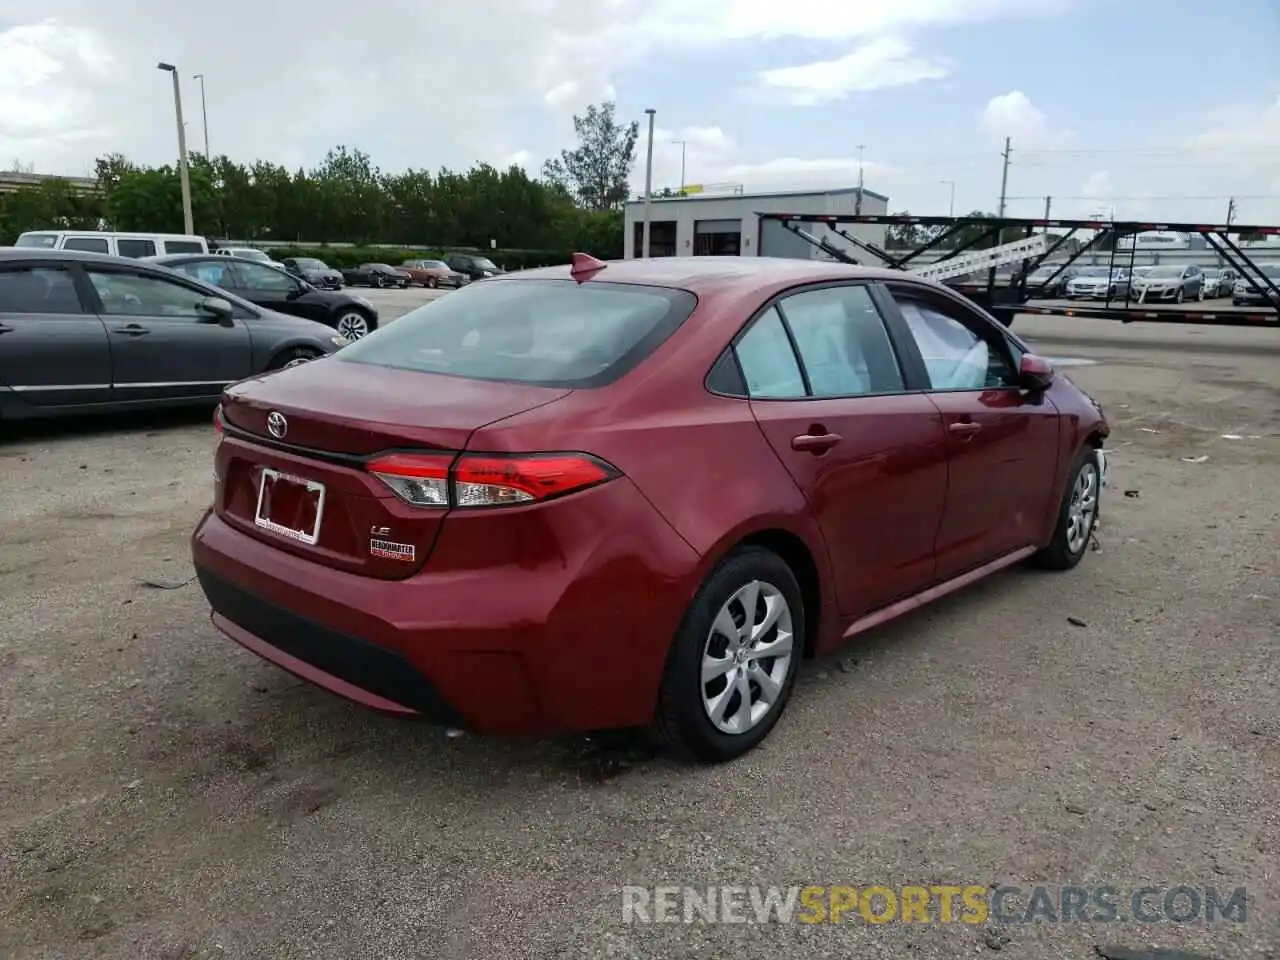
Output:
[{"xmin": 466, "ymin": 285, "xmax": 841, "ymax": 647}]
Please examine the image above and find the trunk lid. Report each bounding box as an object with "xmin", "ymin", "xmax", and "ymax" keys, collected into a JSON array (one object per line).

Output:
[{"xmin": 215, "ymin": 357, "xmax": 571, "ymax": 579}]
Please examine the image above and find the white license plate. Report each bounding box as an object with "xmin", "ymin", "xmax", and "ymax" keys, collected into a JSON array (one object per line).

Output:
[{"xmin": 254, "ymin": 467, "xmax": 325, "ymax": 545}]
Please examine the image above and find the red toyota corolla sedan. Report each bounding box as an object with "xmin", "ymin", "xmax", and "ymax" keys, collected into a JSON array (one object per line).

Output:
[{"xmin": 193, "ymin": 254, "xmax": 1109, "ymax": 762}]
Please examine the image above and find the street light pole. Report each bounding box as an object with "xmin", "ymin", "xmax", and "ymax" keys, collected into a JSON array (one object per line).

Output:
[
  {"xmin": 940, "ymin": 179, "xmax": 955, "ymax": 217},
  {"xmin": 193, "ymin": 73, "xmax": 210, "ymax": 157},
  {"xmin": 642, "ymin": 109, "xmax": 656, "ymax": 258},
  {"xmin": 671, "ymin": 139, "xmax": 687, "ymax": 194},
  {"xmin": 855, "ymin": 144, "xmax": 866, "ymax": 215},
  {"xmin": 157, "ymin": 62, "xmax": 194, "ymax": 234}
]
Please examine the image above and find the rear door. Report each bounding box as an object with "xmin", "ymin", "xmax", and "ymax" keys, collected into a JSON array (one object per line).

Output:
[
  {"xmin": 736, "ymin": 283, "xmax": 949, "ymax": 618},
  {"xmin": 0, "ymin": 262, "xmax": 111, "ymax": 409},
  {"xmin": 882, "ymin": 283, "xmax": 1061, "ymax": 579},
  {"xmin": 82, "ymin": 264, "xmax": 254, "ymax": 403}
]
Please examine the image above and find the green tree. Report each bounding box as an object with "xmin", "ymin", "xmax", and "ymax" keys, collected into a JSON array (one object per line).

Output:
[
  {"xmin": 541, "ymin": 101, "xmax": 639, "ymax": 211},
  {"xmin": 884, "ymin": 211, "xmax": 924, "ymax": 249}
]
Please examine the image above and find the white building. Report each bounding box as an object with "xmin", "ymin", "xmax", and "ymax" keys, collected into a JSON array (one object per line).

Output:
[{"xmin": 622, "ymin": 186, "xmax": 890, "ymax": 261}]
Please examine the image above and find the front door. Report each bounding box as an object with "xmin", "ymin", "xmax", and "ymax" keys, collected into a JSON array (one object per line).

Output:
[
  {"xmin": 883, "ymin": 286, "xmax": 1062, "ymax": 579},
  {"xmin": 0, "ymin": 263, "xmax": 111, "ymax": 410},
  {"xmin": 223, "ymin": 260, "xmax": 325, "ymax": 323},
  {"xmin": 83, "ymin": 265, "xmax": 253, "ymax": 403},
  {"xmin": 735, "ymin": 283, "xmax": 950, "ymax": 618}
]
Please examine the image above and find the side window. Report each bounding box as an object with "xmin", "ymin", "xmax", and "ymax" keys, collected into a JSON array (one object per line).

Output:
[
  {"xmin": 893, "ymin": 295, "xmax": 1018, "ymax": 391},
  {"xmin": 0, "ymin": 267, "xmax": 84, "ymax": 314},
  {"xmin": 163, "ymin": 240, "xmax": 204, "ymax": 254},
  {"xmin": 173, "ymin": 260, "xmax": 235, "ymax": 287},
  {"xmin": 63, "ymin": 236, "xmax": 110, "ymax": 254},
  {"xmin": 776, "ymin": 285, "xmax": 903, "ymax": 397},
  {"xmin": 734, "ymin": 307, "xmax": 806, "ymax": 399},
  {"xmin": 116, "ymin": 238, "xmax": 157, "ymax": 258},
  {"xmin": 87, "ymin": 269, "xmax": 211, "ymax": 318},
  {"xmin": 228, "ymin": 261, "xmax": 298, "ymax": 292}
]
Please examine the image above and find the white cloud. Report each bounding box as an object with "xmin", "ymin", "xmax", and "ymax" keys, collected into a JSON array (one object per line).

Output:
[
  {"xmin": 723, "ymin": 157, "xmax": 901, "ymax": 193},
  {"xmin": 1189, "ymin": 95, "xmax": 1280, "ymax": 153},
  {"xmin": 0, "ymin": 19, "xmax": 112, "ymax": 144},
  {"xmin": 1081, "ymin": 170, "xmax": 1111, "ymax": 198},
  {"xmin": 503, "ymin": 150, "xmax": 532, "ymax": 170},
  {"xmin": 754, "ymin": 37, "xmax": 947, "ymax": 105},
  {"xmin": 979, "ymin": 90, "xmax": 1075, "ymax": 148}
]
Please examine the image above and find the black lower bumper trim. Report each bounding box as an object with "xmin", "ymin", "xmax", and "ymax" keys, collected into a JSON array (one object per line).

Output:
[{"xmin": 195, "ymin": 565, "xmax": 465, "ymax": 726}]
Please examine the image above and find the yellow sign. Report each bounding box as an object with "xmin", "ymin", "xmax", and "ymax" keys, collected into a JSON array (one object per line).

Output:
[{"xmin": 679, "ymin": 184, "xmax": 704, "ymax": 195}]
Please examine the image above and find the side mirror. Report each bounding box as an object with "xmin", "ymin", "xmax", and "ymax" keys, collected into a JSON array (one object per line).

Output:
[
  {"xmin": 198, "ymin": 296, "xmax": 235, "ymax": 327},
  {"xmin": 1019, "ymin": 353, "xmax": 1054, "ymax": 390}
]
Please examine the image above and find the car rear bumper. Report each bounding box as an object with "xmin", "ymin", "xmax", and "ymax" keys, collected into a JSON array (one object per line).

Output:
[{"xmin": 190, "ymin": 481, "xmax": 701, "ymax": 735}]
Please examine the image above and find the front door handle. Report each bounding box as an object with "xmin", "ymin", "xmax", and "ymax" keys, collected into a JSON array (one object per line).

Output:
[
  {"xmin": 112, "ymin": 324, "xmax": 151, "ymax": 337},
  {"xmin": 791, "ymin": 432, "xmax": 842, "ymax": 453},
  {"xmin": 948, "ymin": 421, "xmax": 982, "ymax": 437},
  {"xmin": 0, "ymin": 323, "xmax": 13, "ymax": 335}
]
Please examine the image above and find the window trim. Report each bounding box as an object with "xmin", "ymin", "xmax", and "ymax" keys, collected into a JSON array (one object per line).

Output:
[
  {"xmin": 879, "ymin": 280, "xmax": 1025, "ymax": 394},
  {"xmin": 115, "ymin": 238, "xmax": 158, "ymax": 259},
  {"xmin": 226, "ymin": 259, "xmax": 303, "ymax": 293},
  {"xmin": 62, "ymin": 236, "xmax": 112, "ymax": 255},
  {"xmin": 704, "ymin": 279, "xmax": 923, "ymax": 402}
]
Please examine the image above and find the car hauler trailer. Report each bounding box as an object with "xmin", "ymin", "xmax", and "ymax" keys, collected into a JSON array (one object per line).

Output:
[{"xmin": 757, "ymin": 212, "xmax": 1280, "ymax": 329}]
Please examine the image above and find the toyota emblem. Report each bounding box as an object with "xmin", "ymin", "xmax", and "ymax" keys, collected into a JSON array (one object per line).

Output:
[{"xmin": 266, "ymin": 411, "xmax": 288, "ymax": 439}]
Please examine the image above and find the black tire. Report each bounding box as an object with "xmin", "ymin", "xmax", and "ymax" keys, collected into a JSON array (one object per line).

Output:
[
  {"xmin": 1030, "ymin": 447, "xmax": 1101, "ymax": 571},
  {"xmin": 428, "ymin": 277, "xmax": 438, "ymax": 289},
  {"xmin": 266, "ymin": 346, "xmax": 322, "ymax": 371},
  {"xmin": 651, "ymin": 546, "xmax": 804, "ymax": 763},
  {"xmin": 1175, "ymin": 287, "xmax": 1185, "ymax": 304},
  {"xmin": 333, "ymin": 309, "xmax": 376, "ymax": 340}
]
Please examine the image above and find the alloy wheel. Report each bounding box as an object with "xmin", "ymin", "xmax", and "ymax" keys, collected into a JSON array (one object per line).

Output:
[
  {"xmin": 700, "ymin": 580, "xmax": 794, "ymax": 735},
  {"xmin": 336, "ymin": 313, "xmax": 370, "ymax": 339},
  {"xmin": 1065, "ymin": 462, "xmax": 1099, "ymax": 555}
]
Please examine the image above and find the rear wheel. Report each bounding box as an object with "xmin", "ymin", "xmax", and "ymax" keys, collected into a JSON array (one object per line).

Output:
[
  {"xmin": 651, "ymin": 547, "xmax": 803, "ymax": 763},
  {"xmin": 267, "ymin": 346, "xmax": 322, "ymax": 371},
  {"xmin": 427, "ymin": 277, "xmax": 439, "ymax": 289},
  {"xmin": 1031, "ymin": 448, "xmax": 1100, "ymax": 571}
]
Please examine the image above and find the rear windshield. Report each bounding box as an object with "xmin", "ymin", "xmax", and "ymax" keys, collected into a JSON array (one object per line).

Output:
[{"xmin": 335, "ymin": 278, "xmax": 697, "ymax": 387}]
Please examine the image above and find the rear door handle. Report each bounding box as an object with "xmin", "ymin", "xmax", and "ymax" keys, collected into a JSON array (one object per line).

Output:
[
  {"xmin": 791, "ymin": 432, "xmax": 842, "ymax": 453},
  {"xmin": 0, "ymin": 323, "xmax": 13, "ymax": 335},
  {"xmin": 112, "ymin": 324, "xmax": 151, "ymax": 337},
  {"xmin": 948, "ymin": 421, "xmax": 982, "ymax": 436}
]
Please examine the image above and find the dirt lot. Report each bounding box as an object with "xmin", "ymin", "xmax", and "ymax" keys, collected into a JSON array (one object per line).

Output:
[{"xmin": 1, "ymin": 295, "xmax": 1277, "ymax": 959}]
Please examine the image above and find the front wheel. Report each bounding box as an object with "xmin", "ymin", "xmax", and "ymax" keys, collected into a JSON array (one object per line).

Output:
[
  {"xmin": 427, "ymin": 277, "xmax": 438, "ymax": 289},
  {"xmin": 334, "ymin": 310, "xmax": 375, "ymax": 340},
  {"xmin": 1031, "ymin": 448, "xmax": 1101, "ymax": 571},
  {"xmin": 651, "ymin": 547, "xmax": 803, "ymax": 763},
  {"xmin": 1175, "ymin": 287, "xmax": 1185, "ymax": 304},
  {"xmin": 267, "ymin": 346, "xmax": 323, "ymax": 371}
]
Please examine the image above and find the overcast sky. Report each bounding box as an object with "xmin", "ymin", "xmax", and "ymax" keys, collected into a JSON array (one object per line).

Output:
[{"xmin": 1, "ymin": 0, "xmax": 1278, "ymax": 224}]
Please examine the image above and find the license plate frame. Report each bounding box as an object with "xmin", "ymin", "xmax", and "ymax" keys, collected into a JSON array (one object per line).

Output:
[{"xmin": 254, "ymin": 467, "xmax": 326, "ymax": 545}]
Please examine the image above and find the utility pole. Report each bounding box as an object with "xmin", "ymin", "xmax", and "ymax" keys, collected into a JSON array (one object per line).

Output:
[
  {"xmin": 642, "ymin": 109, "xmax": 656, "ymax": 258},
  {"xmin": 1226, "ymin": 197, "xmax": 1237, "ymax": 228},
  {"xmin": 855, "ymin": 145, "xmax": 866, "ymax": 215},
  {"xmin": 940, "ymin": 180, "xmax": 956, "ymax": 217},
  {"xmin": 996, "ymin": 137, "xmax": 1012, "ymax": 218},
  {"xmin": 193, "ymin": 73, "xmax": 210, "ymax": 157},
  {"xmin": 671, "ymin": 139, "xmax": 687, "ymax": 194},
  {"xmin": 157, "ymin": 62, "xmax": 194, "ymax": 235},
  {"xmin": 1042, "ymin": 195, "xmax": 1052, "ymax": 234}
]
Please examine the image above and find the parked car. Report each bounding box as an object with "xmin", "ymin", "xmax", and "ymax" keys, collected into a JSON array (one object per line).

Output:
[
  {"xmin": 192, "ymin": 255, "xmax": 1110, "ymax": 762},
  {"xmin": 1132, "ymin": 264, "xmax": 1203, "ymax": 303},
  {"xmin": 281, "ymin": 257, "xmax": 345, "ymax": 291},
  {"xmin": 399, "ymin": 259, "xmax": 468, "ymax": 289},
  {"xmin": 1232, "ymin": 262, "xmax": 1280, "ymax": 306},
  {"xmin": 214, "ymin": 247, "xmax": 281, "ymax": 267},
  {"xmin": 443, "ymin": 253, "xmax": 504, "ymax": 281},
  {"xmin": 153, "ymin": 254, "xmax": 379, "ymax": 340},
  {"xmin": 1065, "ymin": 266, "xmax": 1130, "ymax": 300},
  {"xmin": 14, "ymin": 230, "xmax": 208, "ymax": 257},
  {"xmin": 1024, "ymin": 263, "xmax": 1082, "ymax": 298},
  {"xmin": 0, "ymin": 249, "xmax": 345, "ymax": 422},
  {"xmin": 342, "ymin": 263, "xmax": 411, "ymax": 288},
  {"xmin": 1199, "ymin": 267, "xmax": 1237, "ymax": 299}
]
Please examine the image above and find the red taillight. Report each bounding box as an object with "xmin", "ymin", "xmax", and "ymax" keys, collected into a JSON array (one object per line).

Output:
[
  {"xmin": 365, "ymin": 451, "xmax": 618, "ymax": 508},
  {"xmin": 213, "ymin": 406, "xmax": 223, "ymax": 434}
]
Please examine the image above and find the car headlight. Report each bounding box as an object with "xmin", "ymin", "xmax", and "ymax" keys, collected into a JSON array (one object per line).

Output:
[{"xmin": 329, "ymin": 335, "xmax": 349, "ymax": 348}]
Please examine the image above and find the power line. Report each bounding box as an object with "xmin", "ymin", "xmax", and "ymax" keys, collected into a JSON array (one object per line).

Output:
[{"xmin": 1004, "ymin": 194, "xmax": 1280, "ymax": 201}]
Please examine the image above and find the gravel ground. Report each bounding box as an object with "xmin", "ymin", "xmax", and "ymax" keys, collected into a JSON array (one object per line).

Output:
[{"xmin": 1, "ymin": 302, "xmax": 1277, "ymax": 960}]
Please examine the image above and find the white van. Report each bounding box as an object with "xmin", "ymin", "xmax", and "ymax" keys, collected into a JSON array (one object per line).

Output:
[{"xmin": 12, "ymin": 230, "xmax": 209, "ymax": 258}]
